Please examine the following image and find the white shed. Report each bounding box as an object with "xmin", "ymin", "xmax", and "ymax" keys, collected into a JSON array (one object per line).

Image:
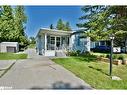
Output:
[{"xmin": 0, "ymin": 42, "xmax": 19, "ymax": 53}]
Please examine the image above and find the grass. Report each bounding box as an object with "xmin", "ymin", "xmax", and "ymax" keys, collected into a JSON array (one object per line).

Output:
[
  {"xmin": 28, "ymin": 44, "xmax": 35, "ymax": 49},
  {"xmin": 52, "ymin": 55, "xmax": 127, "ymax": 89},
  {"xmin": 0, "ymin": 53, "xmax": 27, "ymax": 60}
]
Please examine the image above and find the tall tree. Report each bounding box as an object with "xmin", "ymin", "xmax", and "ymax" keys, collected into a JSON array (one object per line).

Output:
[
  {"xmin": 56, "ymin": 19, "xmax": 65, "ymax": 30},
  {"xmin": 14, "ymin": 6, "xmax": 28, "ymax": 48},
  {"xmin": 77, "ymin": 6, "xmax": 127, "ymax": 52},
  {"xmin": 64, "ymin": 22, "xmax": 72, "ymax": 31},
  {"xmin": 0, "ymin": 6, "xmax": 14, "ymax": 42},
  {"xmin": 0, "ymin": 6, "xmax": 28, "ymax": 49},
  {"xmin": 77, "ymin": 6, "xmax": 108, "ymax": 41}
]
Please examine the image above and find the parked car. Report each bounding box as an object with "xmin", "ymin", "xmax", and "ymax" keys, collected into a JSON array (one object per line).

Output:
[{"xmin": 91, "ymin": 46, "xmax": 111, "ymax": 53}]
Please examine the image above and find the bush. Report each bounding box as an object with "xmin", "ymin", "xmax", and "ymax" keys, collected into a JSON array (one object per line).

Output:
[
  {"xmin": 112, "ymin": 54, "xmax": 119, "ymax": 59},
  {"xmin": 68, "ymin": 51, "xmax": 77, "ymax": 56},
  {"xmin": 106, "ymin": 54, "xmax": 110, "ymax": 58},
  {"xmin": 118, "ymin": 55, "xmax": 125, "ymax": 60},
  {"xmin": 76, "ymin": 50, "xmax": 81, "ymax": 56}
]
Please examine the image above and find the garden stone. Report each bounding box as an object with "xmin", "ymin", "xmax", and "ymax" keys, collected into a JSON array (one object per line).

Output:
[{"xmin": 111, "ymin": 76, "xmax": 122, "ymax": 80}]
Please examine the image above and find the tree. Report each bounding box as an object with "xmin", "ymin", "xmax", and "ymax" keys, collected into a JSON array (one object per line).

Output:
[
  {"xmin": 49, "ymin": 24, "xmax": 54, "ymax": 29},
  {"xmin": 56, "ymin": 19, "xmax": 65, "ymax": 30},
  {"xmin": 77, "ymin": 6, "xmax": 108, "ymax": 41},
  {"xmin": 0, "ymin": 6, "xmax": 14, "ymax": 42},
  {"xmin": 77, "ymin": 6, "xmax": 127, "ymax": 52},
  {"xmin": 56, "ymin": 19, "xmax": 72, "ymax": 31},
  {"xmin": 64, "ymin": 22, "xmax": 72, "ymax": 31},
  {"xmin": 14, "ymin": 6, "xmax": 28, "ymax": 49},
  {"xmin": 29, "ymin": 37, "xmax": 36, "ymax": 44},
  {"xmin": 0, "ymin": 5, "xmax": 29, "ymax": 50}
]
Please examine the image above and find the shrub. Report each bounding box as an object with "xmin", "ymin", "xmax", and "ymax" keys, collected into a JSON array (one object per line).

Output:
[
  {"xmin": 84, "ymin": 51, "xmax": 91, "ymax": 55},
  {"xmin": 76, "ymin": 50, "xmax": 81, "ymax": 55},
  {"xmin": 112, "ymin": 54, "xmax": 118, "ymax": 59},
  {"xmin": 68, "ymin": 51, "xmax": 77, "ymax": 56},
  {"xmin": 118, "ymin": 55, "xmax": 125, "ymax": 60},
  {"xmin": 80, "ymin": 51, "xmax": 92, "ymax": 56},
  {"xmin": 106, "ymin": 54, "xmax": 110, "ymax": 58}
]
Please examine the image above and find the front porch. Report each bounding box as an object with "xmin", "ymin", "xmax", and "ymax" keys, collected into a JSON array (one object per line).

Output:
[
  {"xmin": 46, "ymin": 35, "xmax": 70, "ymax": 50},
  {"xmin": 36, "ymin": 28, "xmax": 72, "ymax": 56},
  {"xmin": 44, "ymin": 34, "xmax": 70, "ymax": 56}
]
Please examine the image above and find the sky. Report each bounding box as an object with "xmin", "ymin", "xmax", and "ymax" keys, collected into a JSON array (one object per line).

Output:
[{"xmin": 25, "ymin": 6, "xmax": 83, "ymax": 37}]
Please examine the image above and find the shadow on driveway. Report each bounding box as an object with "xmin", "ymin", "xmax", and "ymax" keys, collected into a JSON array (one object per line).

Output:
[{"xmin": 30, "ymin": 81, "xmax": 92, "ymax": 90}]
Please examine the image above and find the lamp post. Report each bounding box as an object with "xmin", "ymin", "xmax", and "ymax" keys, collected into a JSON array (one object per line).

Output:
[{"xmin": 109, "ymin": 34, "xmax": 115, "ymax": 77}]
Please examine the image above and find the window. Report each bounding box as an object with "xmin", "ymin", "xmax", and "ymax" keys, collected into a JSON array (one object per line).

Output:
[
  {"xmin": 100, "ymin": 41, "xmax": 105, "ymax": 46},
  {"xmin": 50, "ymin": 37, "xmax": 55, "ymax": 44}
]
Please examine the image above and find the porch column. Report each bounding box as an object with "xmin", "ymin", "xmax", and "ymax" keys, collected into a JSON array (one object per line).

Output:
[
  {"xmin": 69, "ymin": 35, "xmax": 71, "ymax": 50},
  {"xmin": 55, "ymin": 36, "xmax": 56, "ymax": 50},
  {"xmin": 45, "ymin": 33, "xmax": 47, "ymax": 50}
]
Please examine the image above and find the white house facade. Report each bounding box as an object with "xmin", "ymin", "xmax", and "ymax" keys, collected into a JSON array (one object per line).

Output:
[{"xmin": 36, "ymin": 28, "xmax": 90, "ymax": 56}]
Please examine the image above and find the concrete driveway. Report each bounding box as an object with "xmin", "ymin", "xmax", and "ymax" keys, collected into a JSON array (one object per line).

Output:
[{"xmin": 0, "ymin": 49, "xmax": 92, "ymax": 89}]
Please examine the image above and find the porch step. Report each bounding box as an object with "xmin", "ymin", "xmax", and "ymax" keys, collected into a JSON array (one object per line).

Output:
[{"xmin": 55, "ymin": 51, "xmax": 66, "ymax": 57}]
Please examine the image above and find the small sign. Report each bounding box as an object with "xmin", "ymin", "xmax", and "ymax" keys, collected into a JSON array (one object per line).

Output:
[{"xmin": 113, "ymin": 47, "xmax": 121, "ymax": 53}]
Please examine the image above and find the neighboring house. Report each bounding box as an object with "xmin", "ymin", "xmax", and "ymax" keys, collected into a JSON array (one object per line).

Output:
[
  {"xmin": 91, "ymin": 40, "xmax": 110, "ymax": 49},
  {"xmin": 0, "ymin": 42, "xmax": 19, "ymax": 53},
  {"xmin": 36, "ymin": 28, "xmax": 90, "ymax": 56}
]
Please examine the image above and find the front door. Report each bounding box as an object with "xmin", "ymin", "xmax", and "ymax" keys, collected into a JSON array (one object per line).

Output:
[
  {"xmin": 50, "ymin": 36, "xmax": 55, "ymax": 50},
  {"xmin": 50, "ymin": 36, "xmax": 61, "ymax": 50},
  {"xmin": 56, "ymin": 37, "xmax": 61, "ymax": 49}
]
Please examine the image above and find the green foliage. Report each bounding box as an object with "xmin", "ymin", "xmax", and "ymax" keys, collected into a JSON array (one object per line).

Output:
[
  {"xmin": 28, "ymin": 44, "xmax": 35, "ymax": 48},
  {"xmin": 56, "ymin": 19, "xmax": 72, "ymax": 31},
  {"xmin": 56, "ymin": 19, "xmax": 65, "ymax": 30},
  {"xmin": 29, "ymin": 36, "xmax": 36, "ymax": 44},
  {"xmin": 0, "ymin": 6, "xmax": 14, "ymax": 42},
  {"xmin": 0, "ymin": 6, "xmax": 28, "ymax": 50},
  {"xmin": 106, "ymin": 54, "xmax": 110, "ymax": 58},
  {"xmin": 64, "ymin": 22, "xmax": 72, "ymax": 31},
  {"xmin": 68, "ymin": 51, "xmax": 77, "ymax": 56},
  {"xmin": 77, "ymin": 6, "xmax": 127, "ymax": 43},
  {"xmin": 118, "ymin": 55, "xmax": 125, "ymax": 60}
]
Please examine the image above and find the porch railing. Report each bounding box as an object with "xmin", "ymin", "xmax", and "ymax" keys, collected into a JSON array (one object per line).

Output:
[{"xmin": 47, "ymin": 44, "xmax": 69, "ymax": 50}]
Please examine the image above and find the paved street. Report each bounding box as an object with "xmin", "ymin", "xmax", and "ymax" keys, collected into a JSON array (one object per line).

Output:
[{"xmin": 0, "ymin": 49, "xmax": 92, "ymax": 89}]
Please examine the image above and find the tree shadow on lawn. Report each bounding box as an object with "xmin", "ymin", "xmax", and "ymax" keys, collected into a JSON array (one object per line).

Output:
[{"xmin": 88, "ymin": 66, "xmax": 109, "ymax": 76}]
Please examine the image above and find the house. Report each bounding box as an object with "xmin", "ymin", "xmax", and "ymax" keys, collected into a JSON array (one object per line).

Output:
[
  {"xmin": 90, "ymin": 40, "xmax": 110, "ymax": 49},
  {"xmin": 0, "ymin": 42, "xmax": 19, "ymax": 53},
  {"xmin": 36, "ymin": 28, "xmax": 90, "ymax": 56}
]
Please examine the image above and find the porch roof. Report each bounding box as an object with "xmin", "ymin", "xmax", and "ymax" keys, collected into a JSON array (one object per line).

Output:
[{"xmin": 37, "ymin": 28, "xmax": 73, "ymax": 36}]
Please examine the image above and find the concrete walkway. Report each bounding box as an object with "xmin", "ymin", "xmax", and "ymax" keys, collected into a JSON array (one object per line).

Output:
[{"xmin": 0, "ymin": 49, "xmax": 92, "ymax": 89}]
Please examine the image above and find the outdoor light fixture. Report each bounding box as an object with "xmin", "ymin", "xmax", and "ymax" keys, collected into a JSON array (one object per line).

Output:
[{"xmin": 109, "ymin": 34, "xmax": 115, "ymax": 77}]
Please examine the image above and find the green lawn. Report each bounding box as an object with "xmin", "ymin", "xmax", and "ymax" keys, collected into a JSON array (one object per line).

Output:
[
  {"xmin": 0, "ymin": 53, "xmax": 27, "ymax": 60},
  {"xmin": 28, "ymin": 44, "xmax": 35, "ymax": 49},
  {"xmin": 52, "ymin": 56, "xmax": 127, "ymax": 89}
]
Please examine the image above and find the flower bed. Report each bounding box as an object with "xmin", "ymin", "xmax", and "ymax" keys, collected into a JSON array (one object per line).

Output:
[{"xmin": 97, "ymin": 57, "xmax": 122, "ymax": 65}]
